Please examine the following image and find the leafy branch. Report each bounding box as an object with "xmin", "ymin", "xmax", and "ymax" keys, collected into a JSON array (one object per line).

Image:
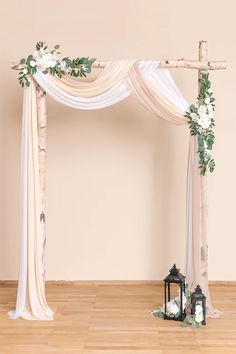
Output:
[{"xmin": 185, "ymin": 73, "xmax": 215, "ymax": 175}]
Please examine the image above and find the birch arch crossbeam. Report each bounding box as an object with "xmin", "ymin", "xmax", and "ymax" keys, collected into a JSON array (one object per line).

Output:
[{"xmin": 10, "ymin": 41, "xmax": 226, "ymax": 320}]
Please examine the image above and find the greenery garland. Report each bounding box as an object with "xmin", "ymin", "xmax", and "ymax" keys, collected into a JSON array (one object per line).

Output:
[
  {"xmin": 185, "ymin": 74, "xmax": 215, "ymax": 175},
  {"xmin": 18, "ymin": 42, "xmax": 95, "ymax": 87}
]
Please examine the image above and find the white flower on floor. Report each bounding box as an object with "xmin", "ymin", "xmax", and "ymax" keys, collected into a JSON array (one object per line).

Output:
[
  {"xmin": 195, "ymin": 313, "xmax": 203, "ymax": 323},
  {"xmin": 167, "ymin": 300, "xmax": 179, "ymax": 315}
]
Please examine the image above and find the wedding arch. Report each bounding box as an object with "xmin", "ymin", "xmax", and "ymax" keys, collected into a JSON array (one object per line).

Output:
[{"xmin": 10, "ymin": 41, "xmax": 226, "ymax": 320}]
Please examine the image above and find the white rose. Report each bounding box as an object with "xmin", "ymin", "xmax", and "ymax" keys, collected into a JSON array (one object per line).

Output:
[
  {"xmin": 208, "ymin": 110, "xmax": 214, "ymax": 118},
  {"xmin": 205, "ymin": 97, "xmax": 211, "ymax": 104},
  {"xmin": 60, "ymin": 60, "xmax": 67, "ymax": 71},
  {"xmin": 30, "ymin": 60, "xmax": 36, "ymax": 67},
  {"xmin": 23, "ymin": 68, "xmax": 28, "ymax": 75},
  {"xmin": 37, "ymin": 55, "xmax": 51, "ymax": 70},
  {"xmin": 65, "ymin": 67, "xmax": 72, "ymax": 74},
  {"xmin": 49, "ymin": 60, "xmax": 57, "ymax": 68},
  {"xmin": 195, "ymin": 313, "xmax": 203, "ymax": 323},
  {"xmin": 170, "ymin": 303, "xmax": 179, "ymax": 315},
  {"xmin": 190, "ymin": 113, "xmax": 198, "ymax": 122},
  {"xmin": 198, "ymin": 105, "xmax": 207, "ymax": 115},
  {"xmin": 198, "ymin": 114, "xmax": 211, "ymax": 129},
  {"xmin": 167, "ymin": 299, "xmax": 175, "ymax": 312},
  {"xmin": 36, "ymin": 57, "xmax": 44, "ymax": 69},
  {"xmin": 195, "ymin": 304, "xmax": 203, "ymax": 315},
  {"xmin": 207, "ymin": 104, "xmax": 213, "ymax": 111},
  {"xmin": 208, "ymin": 88, "xmax": 213, "ymax": 94},
  {"xmin": 198, "ymin": 120, "xmax": 210, "ymax": 130}
]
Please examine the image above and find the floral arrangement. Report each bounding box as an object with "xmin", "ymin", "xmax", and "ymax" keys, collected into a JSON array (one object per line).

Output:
[
  {"xmin": 185, "ymin": 73, "xmax": 215, "ymax": 175},
  {"xmin": 181, "ymin": 304, "xmax": 204, "ymax": 328},
  {"xmin": 151, "ymin": 285, "xmax": 204, "ymax": 328},
  {"xmin": 18, "ymin": 42, "xmax": 95, "ymax": 87},
  {"xmin": 151, "ymin": 289, "xmax": 188, "ymax": 319}
]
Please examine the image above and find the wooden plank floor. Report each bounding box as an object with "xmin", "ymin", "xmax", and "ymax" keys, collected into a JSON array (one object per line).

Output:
[{"xmin": 0, "ymin": 282, "xmax": 236, "ymax": 354}]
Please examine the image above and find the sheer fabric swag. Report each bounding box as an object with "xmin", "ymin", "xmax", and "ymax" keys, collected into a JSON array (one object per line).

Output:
[{"xmin": 10, "ymin": 60, "xmax": 212, "ymax": 320}]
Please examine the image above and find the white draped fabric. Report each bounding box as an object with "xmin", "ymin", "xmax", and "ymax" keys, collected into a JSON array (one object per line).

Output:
[{"xmin": 9, "ymin": 60, "xmax": 214, "ymax": 320}]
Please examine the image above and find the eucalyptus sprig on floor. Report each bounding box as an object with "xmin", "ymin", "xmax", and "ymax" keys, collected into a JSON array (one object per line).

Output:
[
  {"xmin": 180, "ymin": 314, "xmax": 203, "ymax": 328},
  {"xmin": 18, "ymin": 41, "xmax": 95, "ymax": 87},
  {"xmin": 185, "ymin": 73, "xmax": 215, "ymax": 175}
]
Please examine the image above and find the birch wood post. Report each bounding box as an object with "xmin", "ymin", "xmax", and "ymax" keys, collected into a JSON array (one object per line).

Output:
[
  {"xmin": 11, "ymin": 59, "xmax": 227, "ymax": 71},
  {"xmin": 198, "ymin": 40, "xmax": 210, "ymax": 305},
  {"xmin": 36, "ymin": 83, "xmax": 47, "ymax": 282}
]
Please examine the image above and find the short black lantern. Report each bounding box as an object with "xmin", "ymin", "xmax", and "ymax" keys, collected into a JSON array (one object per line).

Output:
[
  {"xmin": 191, "ymin": 285, "xmax": 206, "ymax": 325},
  {"xmin": 163, "ymin": 264, "xmax": 186, "ymax": 321}
]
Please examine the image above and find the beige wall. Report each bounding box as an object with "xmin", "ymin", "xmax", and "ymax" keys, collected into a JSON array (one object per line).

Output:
[{"xmin": 0, "ymin": 0, "xmax": 235, "ymax": 280}]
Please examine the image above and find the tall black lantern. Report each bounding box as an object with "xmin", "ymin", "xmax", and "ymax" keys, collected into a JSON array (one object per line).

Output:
[
  {"xmin": 191, "ymin": 285, "xmax": 206, "ymax": 325},
  {"xmin": 163, "ymin": 264, "xmax": 186, "ymax": 321}
]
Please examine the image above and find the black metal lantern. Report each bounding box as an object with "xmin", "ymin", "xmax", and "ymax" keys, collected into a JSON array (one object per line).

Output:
[
  {"xmin": 191, "ymin": 285, "xmax": 206, "ymax": 325},
  {"xmin": 163, "ymin": 264, "xmax": 186, "ymax": 321}
]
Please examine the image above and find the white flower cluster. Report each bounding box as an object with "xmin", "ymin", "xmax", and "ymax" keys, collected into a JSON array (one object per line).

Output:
[
  {"xmin": 22, "ymin": 47, "xmax": 71, "ymax": 74},
  {"xmin": 166, "ymin": 300, "xmax": 179, "ymax": 315},
  {"xmin": 165, "ymin": 292, "xmax": 187, "ymax": 316},
  {"xmin": 195, "ymin": 304, "xmax": 204, "ymax": 323},
  {"xmin": 32, "ymin": 48, "xmax": 58, "ymax": 71},
  {"xmin": 190, "ymin": 91, "xmax": 214, "ymax": 131}
]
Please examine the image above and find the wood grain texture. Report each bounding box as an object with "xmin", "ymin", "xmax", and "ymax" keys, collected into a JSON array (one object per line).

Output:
[{"xmin": 0, "ymin": 283, "xmax": 236, "ymax": 354}]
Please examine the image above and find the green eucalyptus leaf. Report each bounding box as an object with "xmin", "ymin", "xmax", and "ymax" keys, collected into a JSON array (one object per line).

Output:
[{"xmin": 180, "ymin": 322, "xmax": 189, "ymax": 327}]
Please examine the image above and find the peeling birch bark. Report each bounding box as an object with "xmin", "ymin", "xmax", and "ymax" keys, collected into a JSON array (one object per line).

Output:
[
  {"xmin": 11, "ymin": 59, "xmax": 227, "ymax": 71},
  {"xmin": 198, "ymin": 41, "xmax": 213, "ymax": 312}
]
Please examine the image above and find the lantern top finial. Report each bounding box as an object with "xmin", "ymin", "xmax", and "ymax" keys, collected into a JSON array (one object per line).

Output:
[
  {"xmin": 191, "ymin": 284, "xmax": 206, "ymax": 299},
  {"xmin": 170, "ymin": 264, "xmax": 178, "ymax": 275},
  {"xmin": 164, "ymin": 264, "xmax": 185, "ymax": 283},
  {"xmin": 195, "ymin": 285, "xmax": 202, "ymax": 293}
]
